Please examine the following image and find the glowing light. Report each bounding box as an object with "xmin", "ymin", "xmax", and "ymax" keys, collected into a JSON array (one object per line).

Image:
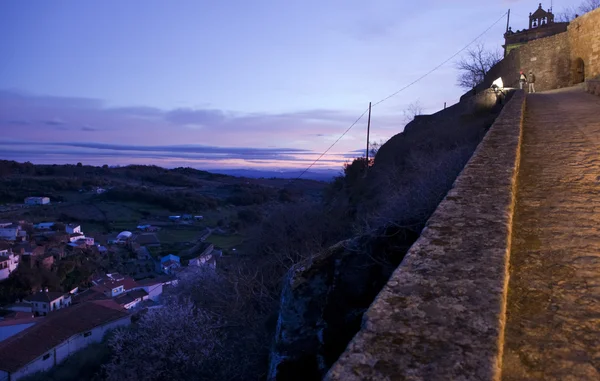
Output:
[{"xmin": 491, "ymin": 77, "xmax": 504, "ymax": 90}]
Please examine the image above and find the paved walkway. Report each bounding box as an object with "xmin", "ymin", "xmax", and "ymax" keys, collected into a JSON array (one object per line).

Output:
[{"xmin": 502, "ymin": 88, "xmax": 600, "ymax": 380}]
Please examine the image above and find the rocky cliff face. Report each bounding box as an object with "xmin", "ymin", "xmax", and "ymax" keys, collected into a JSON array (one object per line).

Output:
[
  {"xmin": 268, "ymin": 89, "xmax": 514, "ymax": 381},
  {"xmin": 268, "ymin": 226, "xmax": 420, "ymax": 381}
]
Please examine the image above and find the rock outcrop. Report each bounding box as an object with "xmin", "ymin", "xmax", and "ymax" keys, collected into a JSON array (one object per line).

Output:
[
  {"xmin": 268, "ymin": 226, "xmax": 420, "ymax": 381},
  {"xmin": 268, "ymin": 88, "xmax": 516, "ymax": 381}
]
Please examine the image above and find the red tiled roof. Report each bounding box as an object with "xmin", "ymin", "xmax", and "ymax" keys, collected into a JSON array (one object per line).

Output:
[
  {"xmin": 0, "ymin": 300, "xmax": 129, "ymax": 373},
  {"xmin": 92, "ymin": 275, "xmax": 139, "ymax": 294}
]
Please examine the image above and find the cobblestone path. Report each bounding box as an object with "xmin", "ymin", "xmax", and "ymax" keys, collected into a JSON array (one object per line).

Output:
[{"xmin": 502, "ymin": 88, "xmax": 600, "ymax": 380}]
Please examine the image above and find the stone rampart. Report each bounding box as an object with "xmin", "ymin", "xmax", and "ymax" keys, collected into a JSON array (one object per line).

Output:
[
  {"xmin": 569, "ymin": 8, "xmax": 600, "ymax": 81},
  {"xmin": 484, "ymin": 32, "xmax": 570, "ymax": 91},
  {"xmin": 325, "ymin": 91, "xmax": 526, "ymax": 381},
  {"xmin": 482, "ymin": 7, "xmax": 600, "ymax": 92}
]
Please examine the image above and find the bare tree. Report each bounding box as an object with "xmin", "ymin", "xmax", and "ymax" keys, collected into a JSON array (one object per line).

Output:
[
  {"xmin": 556, "ymin": 6, "xmax": 578, "ymax": 21},
  {"xmin": 402, "ymin": 100, "xmax": 424, "ymax": 124},
  {"xmin": 557, "ymin": 0, "xmax": 600, "ymax": 21},
  {"xmin": 580, "ymin": 0, "xmax": 600, "ymax": 12},
  {"xmin": 455, "ymin": 43, "xmax": 502, "ymax": 90}
]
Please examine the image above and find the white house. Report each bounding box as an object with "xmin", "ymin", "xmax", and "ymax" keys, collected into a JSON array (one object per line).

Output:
[
  {"xmin": 0, "ymin": 227, "xmax": 19, "ymax": 241},
  {"xmin": 189, "ymin": 243, "xmax": 216, "ymax": 269},
  {"xmin": 0, "ymin": 223, "xmax": 12, "ymax": 228},
  {"xmin": 24, "ymin": 197, "xmax": 50, "ymax": 205},
  {"xmin": 0, "ymin": 300, "xmax": 130, "ymax": 381},
  {"xmin": 135, "ymin": 278, "xmax": 166, "ymax": 301},
  {"xmin": 0, "ymin": 250, "xmax": 19, "ymax": 281},
  {"xmin": 65, "ymin": 224, "xmax": 81, "ymax": 234},
  {"xmin": 24, "ymin": 291, "xmax": 71, "ymax": 316}
]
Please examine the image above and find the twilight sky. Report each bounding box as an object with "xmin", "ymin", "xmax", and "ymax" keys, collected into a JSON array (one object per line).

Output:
[{"xmin": 0, "ymin": 0, "xmax": 583, "ymax": 172}]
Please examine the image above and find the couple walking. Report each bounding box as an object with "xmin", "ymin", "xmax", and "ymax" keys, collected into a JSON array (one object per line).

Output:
[{"xmin": 519, "ymin": 70, "xmax": 536, "ymax": 93}]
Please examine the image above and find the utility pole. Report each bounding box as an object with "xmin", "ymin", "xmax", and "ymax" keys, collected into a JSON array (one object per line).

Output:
[
  {"xmin": 365, "ymin": 102, "xmax": 372, "ymax": 172},
  {"xmin": 506, "ymin": 9, "xmax": 511, "ymax": 33}
]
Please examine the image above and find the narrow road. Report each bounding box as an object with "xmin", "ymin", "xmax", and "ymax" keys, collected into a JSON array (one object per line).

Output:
[{"xmin": 502, "ymin": 88, "xmax": 600, "ymax": 380}]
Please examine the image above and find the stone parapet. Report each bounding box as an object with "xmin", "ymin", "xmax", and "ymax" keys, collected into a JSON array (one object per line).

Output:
[
  {"xmin": 585, "ymin": 79, "xmax": 600, "ymax": 96},
  {"xmin": 325, "ymin": 91, "xmax": 526, "ymax": 381}
]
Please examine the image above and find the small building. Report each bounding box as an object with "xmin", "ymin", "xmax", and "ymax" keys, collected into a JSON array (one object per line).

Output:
[
  {"xmin": 0, "ymin": 228, "xmax": 19, "ymax": 242},
  {"xmin": 65, "ymin": 224, "xmax": 81, "ymax": 235},
  {"xmin": 188, "ymin": 243, "xmax": 216, "ymax": 269},
  {"xmin": 68, "ymin": 233, "xmax": 85, "ymax": 243},
  {"xmin": 0, "ymin": 250, "xmax": 19, "ymax": 281},
  {"xmin": 168, "ymin": 216, "xmax": 181, "ymax": 221},
  {"xmin": 0, "ymin": 300, "xmax": 130, "ymax": 381},
  {"xmin": 0, "ymin": 223, "xmax": 13, "ymax": 229},
  {"xmin": 194, "ymin": 216, "xmax": 204, "ymax": 220},
  {"xmin": 34, "ymin": 222, "xmax": 54, "ymax": 230},
  {"xmin": 91, "ymin": 273, "xmax": 139, "ymax": 298},
  {"xmin": 159, "ymin": 254, "xmax": 181, "ymax": 274},
  {"xmin": 116, "ymin": 231, "xmax": 132, "ymax": 243},
  {"xmin": 24, "ymin": 291, "xmax": 71, "ymax": 316},
  {"xmin": 95, "ymin": 187, "xmax": 106, "ymax": 194},
  {"xmin": 189, "ymin": 253, "xmax": 216, "ymax": 269},
  {"xmin": 24, "ymin": 197, "xmax": 50, "ymax": 205},
  {"xmin": 114, "ymin": 289, "xmax": 148, "ymax": 310},
  {"xmin": 135, "ymin": 278, "xmax": 165, "ymax": 301}
]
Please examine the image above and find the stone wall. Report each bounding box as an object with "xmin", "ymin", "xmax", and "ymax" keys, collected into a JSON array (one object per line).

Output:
[
  {"xmin": 586, "ymin": 79, "xmax": 600, "ymax": 95},
  {"xmin": 484, "ymin": 32, "xmax": 570, "ymax": 91},
  {"xmin": 568, "ymin": 7, "xmax": 600, "ymax": 81},
  {"xmin": 482, "ymin": 7, "xmax": 600, "ymax": 92},
  {"xmin": 325, "ymin": 91, "xmax": 526, "ymax": 381}
]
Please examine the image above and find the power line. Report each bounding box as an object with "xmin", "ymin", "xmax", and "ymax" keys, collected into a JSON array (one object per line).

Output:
[
  {"xmin": 293, "ymin": 107, "xmax": 370, "ymax": 181},
  {"xmin": 372, "ymin": 11, "xmax": 508, "ymax": 107},
  {"xmin": 293, "ymin": 11, "xmax": 508, "ymax": 181}
]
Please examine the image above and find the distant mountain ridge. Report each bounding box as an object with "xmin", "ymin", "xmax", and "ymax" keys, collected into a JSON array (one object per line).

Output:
[{"xmin": 208, "ymin": 168, "xmax": 339, "ymax": 181}]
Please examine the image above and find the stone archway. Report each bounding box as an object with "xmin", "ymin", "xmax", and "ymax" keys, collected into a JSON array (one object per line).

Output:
[{"xmin": 572, "ymin": 58, "xmax": 585, "ymax": 84}]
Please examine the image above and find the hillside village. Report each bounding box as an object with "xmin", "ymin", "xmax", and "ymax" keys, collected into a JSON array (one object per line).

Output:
[
  {"xmin": 0, "ymin": 157, "xmax": 331, "ymax": 380},
  {"xmin": 0, "ymin": 198, "xmax": 224, "ymax": 379}
]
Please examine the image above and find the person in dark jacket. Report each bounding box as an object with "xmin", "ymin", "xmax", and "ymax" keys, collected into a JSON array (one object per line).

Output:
[{"xmin": 528, "ymin": 71, "xmax": 536, "ymax": 93}]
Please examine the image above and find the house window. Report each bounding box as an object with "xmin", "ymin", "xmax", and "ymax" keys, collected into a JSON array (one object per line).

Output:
[
  {"xmin": 83, "ymin": 331, "xmax": 92, "ymax": 337},
  {"xmin": 43, "ymin": 353, "xmax": 50, "ymax": 360}
]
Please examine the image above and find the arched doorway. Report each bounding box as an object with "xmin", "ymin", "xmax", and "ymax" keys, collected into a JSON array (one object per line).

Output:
[{"xmin": 572, "ymin": 58, "xmax": 585, "ymax": 84}]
